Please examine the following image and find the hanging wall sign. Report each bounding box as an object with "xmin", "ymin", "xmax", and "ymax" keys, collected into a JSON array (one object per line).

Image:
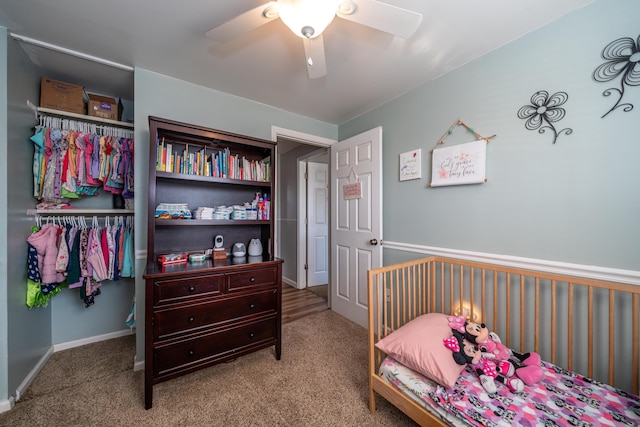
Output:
[
  {"xmin": 343, "ymin": 182, "xmax": 362, "ymax": 200},
  {"xmin": 430, "ymin": 139, "xmax": 487, "ymax": 187},
  {"xmin": 343, "ymin": 168, "xmax": 362, "ymax": 199}
]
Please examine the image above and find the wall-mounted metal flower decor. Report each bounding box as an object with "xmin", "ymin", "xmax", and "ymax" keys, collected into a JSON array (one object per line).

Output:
[
  {"xmin": 517, "ymin": 90, "xmax": 573, "ymax": 144},
  {"xmin": 593, "ymin": 34, "xmax": 639, "ymax": 118}
]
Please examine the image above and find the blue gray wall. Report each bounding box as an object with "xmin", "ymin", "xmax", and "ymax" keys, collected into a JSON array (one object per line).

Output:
[
  {"xmin": 0, "ymin": 27, "xmax": 8, "ymax": 404},
  {"xmin": 1, "ymin": 28, "xmax": 53, "ymax": 402},
  {"xmin": 132, "ymin": 69, "xmax": 338, "ymax": 362},
  {"xmin": 340, "ymin": 0, "xmax": 640, "ymax": 272}
]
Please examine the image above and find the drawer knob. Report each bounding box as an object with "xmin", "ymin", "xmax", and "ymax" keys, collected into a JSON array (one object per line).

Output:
[
  {"xmin": 188, "ymin": 349, "xmax": 195, "ymax": 356},
  {"xmin": 248, "ymin": 332, "xmax": 255, "ymax": 338},
  {"xmin": 188, "ymin": 316, "xmax": 195, "ymax": 323},
  {"xmin": 249, "ymin": 304, "xmax": 255, "ymax": 309},
  {"xmin": 249, "ymin": 277, "xmax": 256, "ymax": 283},
  {"xmin": 188, "ymin": 286, "xmax": 195, "ymax": 292}
]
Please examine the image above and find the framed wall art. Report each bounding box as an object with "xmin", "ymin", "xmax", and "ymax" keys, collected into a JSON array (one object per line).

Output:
[{"xmin": 399, "ymin": 149, "xmax": 422, "ymax": 181}]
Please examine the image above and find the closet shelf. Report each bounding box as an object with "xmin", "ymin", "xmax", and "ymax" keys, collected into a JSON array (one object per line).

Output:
[
  {"xmin": 28, "ymin": 209, "xmax": 134, "ymax": 215},
  {"xmin": 35, "ymin": 105, "xmax": 134, "ymax": 128}
]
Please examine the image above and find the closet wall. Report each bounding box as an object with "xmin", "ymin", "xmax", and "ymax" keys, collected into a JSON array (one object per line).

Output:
[
  {"xmin": 4, "ymin": 28, "xmax": 51, "ymax": 402},
  {"xmin": 2, "ymin": 29, "xmax": 135, "ymax": 400}
]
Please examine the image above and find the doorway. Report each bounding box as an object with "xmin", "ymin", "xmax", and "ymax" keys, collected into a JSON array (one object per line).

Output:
[
  {"xmin": 272, "ymin": 127, "xmax": 334, "ymax": 302},
  {"xmin": 299, "ymin": 153, "xmax": 329, "ymax": 295},
  {"xmin": 273, "ymin": 126, "xmax": 383, "ymax": 327}
]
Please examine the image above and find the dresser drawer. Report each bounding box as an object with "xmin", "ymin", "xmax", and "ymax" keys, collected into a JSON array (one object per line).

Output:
[
  {"xmin": 153, "ymin": 274, "xmax": 225, "ymax": 305},
  {"xmin": 153, "ymin": 317, "xmax": 277, "ymax": 376},
  {"xmin": 154, "ymin": 289, "xmax": 277, "ymax": 339},
  {"xmin": 227, "ymin": 266, "xmax": 277, "ymax": 293}
]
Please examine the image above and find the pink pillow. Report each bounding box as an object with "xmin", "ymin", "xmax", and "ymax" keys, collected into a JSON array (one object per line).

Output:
[{"xmin": 375, "ymin": 312, "xmax": 464, "ymax": 388}]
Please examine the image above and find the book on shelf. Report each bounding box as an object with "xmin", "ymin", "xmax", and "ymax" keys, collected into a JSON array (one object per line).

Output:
[
  {"xmin": 154, "ymin": 139, "xmax": 271, "ymax": 182},
  {"xmin": 160, "ymin": 139, "xmax": 166, "ymax": 171},
  {"xmin": 166, "ymin": 143, "xmax": 173, "ymax": 173},
  {"xmin": 156, "ymin": 138, "xmax": 163, "ymax": 171}
]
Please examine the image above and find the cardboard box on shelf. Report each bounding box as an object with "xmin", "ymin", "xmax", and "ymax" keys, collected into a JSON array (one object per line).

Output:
[
  {"xmin": 87, "ymin": 93, "xmax": 123, "ymax": 121},
  {"xmin": 40, "ymin": 77, "xmax": 85, "ymax": 114}
]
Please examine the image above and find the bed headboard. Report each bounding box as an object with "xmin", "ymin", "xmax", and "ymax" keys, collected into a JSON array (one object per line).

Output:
[{"xmin": 368, "ymin": 256, "xmax": 640, "ymax": 395}]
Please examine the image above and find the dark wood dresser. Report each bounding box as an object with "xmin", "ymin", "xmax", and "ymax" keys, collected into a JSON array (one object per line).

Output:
[{"xmin": 144, "ymin": 258, "xmax": 282, "ymax": 409}]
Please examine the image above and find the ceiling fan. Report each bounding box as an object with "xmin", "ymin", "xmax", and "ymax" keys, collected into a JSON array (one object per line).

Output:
[{"xmin": 205, "ymin": 0, "xmax": 422, "ymax": 79}]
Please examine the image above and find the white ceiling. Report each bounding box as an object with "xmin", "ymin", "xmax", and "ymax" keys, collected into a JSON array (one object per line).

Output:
[{"xmin": 0, "ymin": 0, "xmax": 592, "ymax": 125}]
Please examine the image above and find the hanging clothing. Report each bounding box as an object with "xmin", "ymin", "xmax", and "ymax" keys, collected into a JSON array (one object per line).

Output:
[
  {"xmin": 86, "ymin": 222, "xmax": 108, "ymax": 282},
  {"xmin": 120, "ymin": 223, "xmax": 134, "ymax": 278},
  {"xmin": 30, "ymin": 117, "xmax": 134, "ymax": 203},
  {"xmin": 25, "ymin": 215, "xmax": 133, "ymax": 308},
  {"xmin": 66, "ymin": 225, "xmax": 82, "ymax": 287},
  {"xmin": 27, "ymin": 223, "xmax": 64, "ymax": 287},
  {"xmin": 25, "ymin": 224, "xmax": 63, "ymax": 308}
]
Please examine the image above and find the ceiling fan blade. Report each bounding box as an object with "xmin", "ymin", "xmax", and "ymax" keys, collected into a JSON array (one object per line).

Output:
[
  {"xmin": 303, "ymin": 36, "xmax": 327, "ymax": 79},
  {"xmin": 205, "ymin": 1, "xmax": 279, "ymax": 43},
  {"xmin": 336, "ymin": 0, "xmax": 423, "ymax": 39}
]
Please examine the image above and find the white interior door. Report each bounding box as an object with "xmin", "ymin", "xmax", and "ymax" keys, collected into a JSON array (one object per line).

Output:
[
  {"xmin": 307, "ymin": 161, "xmax": 329, "ymax": 287},
  {"xmin": 330, "ymin": 127, "xmax": 382, "ymax": 328}
]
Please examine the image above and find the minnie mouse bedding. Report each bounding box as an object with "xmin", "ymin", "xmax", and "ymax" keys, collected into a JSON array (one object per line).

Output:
[{"xmin": 380, "ymin": 356, "xmax": 640, "ymax": 427}]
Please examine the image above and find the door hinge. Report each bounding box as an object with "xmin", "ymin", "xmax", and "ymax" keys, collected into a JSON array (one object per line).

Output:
[{"xmin": 304, "ymin": 264, "xmax": 308, "ymax": 270}]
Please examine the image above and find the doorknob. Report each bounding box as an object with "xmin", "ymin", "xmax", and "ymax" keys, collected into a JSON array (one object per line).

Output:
[{"xmin": 369, "ymin": 239, "xmax": 379, "ymax": 245}]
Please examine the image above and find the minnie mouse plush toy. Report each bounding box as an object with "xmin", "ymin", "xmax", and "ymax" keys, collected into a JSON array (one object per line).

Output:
[
  {"xmin": 449, "ymin": 315, "xmax": 544, "ymax": 387},
  {"xmin": 444, "ymin": 330, "xmax": 525, "ymax": 393}
]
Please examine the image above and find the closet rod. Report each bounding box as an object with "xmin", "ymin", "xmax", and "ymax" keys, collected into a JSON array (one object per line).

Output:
[
  {"xmin": 32, "ymin": 215, "xmax": 133, "ymax": 222},
  {"xmin": 28, "ymin": 101, "xmax": 134, "ymax": 129},
  {"xmin": 10, "ymin": 33, "xmax": 133, "ymax": 72},
  {"xmin": 27, "ymin": 209, "xmax": 134, "ymax": 216},
  {"xmin": 36, "ymin": 116, "xmax": 134, "ymax": 138}
]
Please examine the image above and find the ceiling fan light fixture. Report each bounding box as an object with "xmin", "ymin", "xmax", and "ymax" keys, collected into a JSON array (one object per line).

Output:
[{"xmin": 278, "ymin": 0, "xmax": 339, "ymax": 39}]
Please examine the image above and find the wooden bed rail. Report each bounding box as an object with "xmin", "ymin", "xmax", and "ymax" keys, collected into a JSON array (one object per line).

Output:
[{"xmin": 368, "ymin": 256, "xmax": 640, "ymax": 400}]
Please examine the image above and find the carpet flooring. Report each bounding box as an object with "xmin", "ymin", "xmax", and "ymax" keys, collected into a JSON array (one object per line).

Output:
[{"xmin": 0, "ymin": 310, "xmax": 417, "ymax": 426}]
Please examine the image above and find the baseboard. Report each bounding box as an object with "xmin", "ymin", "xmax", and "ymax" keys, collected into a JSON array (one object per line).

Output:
[
  {"xmin": 133, "ymin": 357, "xmax": 145, "ymax": 372},
  {"xmin": 0, "ymin": 396, "xmax": 15, "ymax": 413},
  {"xmin": 282, "ymin": 276, "xmax": 302, "ymax": 289},
  {"xmin": 53, "ymin": 329, "xmax": 135, "ymax": 352},
  {"xmin": 382, "ymin": 241, "xmax": 640, "ymax": 286},
  {"xmin": 14, "ymin": 346, "xmax": 53, "ymax": 402}
]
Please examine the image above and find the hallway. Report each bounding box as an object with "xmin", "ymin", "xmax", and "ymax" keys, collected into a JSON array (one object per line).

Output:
[{"xmin": 281, "ymin": 285, "xmax": 328, "ymax": 324}]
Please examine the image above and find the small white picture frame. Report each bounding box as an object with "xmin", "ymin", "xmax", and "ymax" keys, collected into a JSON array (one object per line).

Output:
[{"xmin": 399, "ymin": 149, "xmax": 422, "ymax": 181}]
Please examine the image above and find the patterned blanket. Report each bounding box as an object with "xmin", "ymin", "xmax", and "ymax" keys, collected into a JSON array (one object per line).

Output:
[{"xmin": 380, "ymin": 357, "xmax": 640, "ymax": 426}]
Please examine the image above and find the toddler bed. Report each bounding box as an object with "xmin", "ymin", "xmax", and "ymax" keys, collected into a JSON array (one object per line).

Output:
[{"xmin": 367, "ymin": 256, "xmax": 640, "ymax": 426}]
